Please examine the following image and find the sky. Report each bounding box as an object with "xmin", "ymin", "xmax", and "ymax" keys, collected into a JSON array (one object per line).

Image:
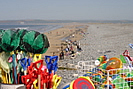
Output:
[{"xmin": 0, "ymin": 0, "xmax": 133, "ymax": 20}]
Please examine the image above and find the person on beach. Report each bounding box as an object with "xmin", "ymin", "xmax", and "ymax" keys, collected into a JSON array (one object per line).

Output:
[
  {"xmin": 53, "ymin": 52, "xmax": 56, "ymax": 56},
  {"xmin": 70, "ymin": 49, "xmax": 76, "ymax": 59},
  {"xmin": 77, "ymin": 44, "xmax": 82, "ymax": 52},
  {"xmin": 73, "ymin": 40, "xmax": 77, "ymax": 46},
  {"xmin": 71, "ymin": 50, "xmax": 75, "ymax": 55},
  {"xmin": 72, "ymin": 34, "xmax": 75, "ymax": 38},
  {"xmin": 69, "ymin": 44, "xmax": 74, "ymax": 51},
  {"xmin": 61, "ymin": 45, "xmax": 63, "ymax": 51},
  {"xmin": 65, "ymin": 46, "xmax": 69, "ymax": 56},
  {"xmin": 59, "ymin": 50, "xmax": 64, "ymax": 60},
  {"xmin": 67, "ymin": 43, "xmax": 71, "ymax": 51}
]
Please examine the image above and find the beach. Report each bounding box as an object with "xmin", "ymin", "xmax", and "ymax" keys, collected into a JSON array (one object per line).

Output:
[
  {"xmin": 1, "ymin": 0, "xmax": 133, "ymax": 88},
  {"xmin": 43, "ymin": 23, "xmax": 133, "ymax": 88},
  {"xmin": 0, "ymin": 22, "xmax": 133, "ymax": 88},
  {"xmin": 43, "ymin": 24, "xmax": 88, "ymax": 57}
]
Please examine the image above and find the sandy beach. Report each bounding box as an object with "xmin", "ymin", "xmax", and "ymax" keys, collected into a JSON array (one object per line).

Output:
[
  {"xmin": 1, "ymin": 0, "xmax": 133, "ymax": 88},
  {"xmin": 43, "ymin": 23, "xmax": 133, "ymax": 59},
  {"xmin": 43, "ymin": 24, "xmax": 88, "ymax": 57},
  {"xmin": 48, "ymin": 23, "xmax": 133, "ymax": 88},
  {"xmin": 0, "ymin": 22, "xmax": 133, "ymax": 88}
]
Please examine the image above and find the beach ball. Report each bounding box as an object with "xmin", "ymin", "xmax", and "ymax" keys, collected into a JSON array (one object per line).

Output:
[{"xmin": 70, "ymin": 77, "xmax": 95, "ymax": 89}]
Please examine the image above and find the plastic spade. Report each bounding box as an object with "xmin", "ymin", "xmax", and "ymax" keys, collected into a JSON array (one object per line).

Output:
[
  {"xmin": 20, "ymin": 58, "xmax": 31, "ymax": 75},
  {"xmin": 45, "ymin": 56, "xmax": 58, "ymax": 74}
]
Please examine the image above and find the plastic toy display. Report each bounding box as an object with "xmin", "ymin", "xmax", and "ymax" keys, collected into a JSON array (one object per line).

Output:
[
  {"xmin": 0, "ymin": 29, "xmax": 63, "ymax": 89},
  {"xmin": 0, "ymin": 29, "xmax": 133, "ymax": 89},
  {"xmin": 73, "ymin": 50, "xmax": 133, "ymax": 89}
]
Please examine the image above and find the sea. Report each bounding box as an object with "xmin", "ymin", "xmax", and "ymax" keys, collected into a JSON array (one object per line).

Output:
[
  {"xmin": 0, "ymin": 20, "xmax": 133, "ymax": 33},
  {"xmin": 0, "ymin": 25, "xmax": 62, "ymax": 33}
]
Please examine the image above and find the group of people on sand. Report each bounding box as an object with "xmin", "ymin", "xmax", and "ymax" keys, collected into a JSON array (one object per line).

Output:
[{"xmin": 59, "ymin": 39, "xmax": 82, "ymax": 60}]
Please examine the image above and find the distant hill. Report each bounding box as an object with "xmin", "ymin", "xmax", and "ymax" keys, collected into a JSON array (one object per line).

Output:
[{"xmin": 0, "ymin": 20, "xmax": 133, "ymax": 25}]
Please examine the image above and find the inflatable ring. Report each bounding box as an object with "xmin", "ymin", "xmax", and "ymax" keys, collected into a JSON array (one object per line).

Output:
[
  {"xmin": 70, "ymin": 76, "xmax": 95, "ymax": 89},
  {"xmin": 106, "ymin": 57, "xmax": 122, "ymax": 74}
]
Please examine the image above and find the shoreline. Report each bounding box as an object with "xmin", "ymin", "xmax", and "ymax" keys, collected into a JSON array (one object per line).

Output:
[
  {"xmin": 43, "ymin": 24, "xmax": 88, "ymax": 57},
  {"xmin": 0, "ymin": 24, "xmax": 63, "ymax": 34},
  {"xmin": 42, "ymin": 22, "xmax": 133, "ymax": 58}
]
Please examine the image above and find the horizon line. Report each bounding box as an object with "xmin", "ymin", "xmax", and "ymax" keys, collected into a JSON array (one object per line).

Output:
[{"xmin": 0, "ymin": 19, "xmax": 133, "ymax": 21}]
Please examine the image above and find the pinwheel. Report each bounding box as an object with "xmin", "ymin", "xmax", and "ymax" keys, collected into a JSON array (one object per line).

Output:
[
  {"xmin": 22, "ymin": 30, "xmax": 49, "ymax": 54},
  {"xmin": 1, "ymin": 29, "xmax": 20, "ymax": 52}
]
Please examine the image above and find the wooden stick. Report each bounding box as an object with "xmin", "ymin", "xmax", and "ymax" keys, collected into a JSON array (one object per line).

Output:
[
  {"xmin": 38, "ymin": 75, "xmax": 41, "ymax": 89},
  {"xmin": 24, "ymin": 70, "xmax": 27, "ymax": 75},
  {"xmin": 43, "ymin": 83, "xmax": 47, "ymax": 89}
]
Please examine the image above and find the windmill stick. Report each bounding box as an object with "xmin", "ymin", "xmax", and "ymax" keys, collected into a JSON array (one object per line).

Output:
[
  {"xmin": 38, "ymin": 74, "xmax": 41, "ymax": 89},
  {"xmin": 43, "ymin": 83, "xmax": 47, "ymax": 89}
]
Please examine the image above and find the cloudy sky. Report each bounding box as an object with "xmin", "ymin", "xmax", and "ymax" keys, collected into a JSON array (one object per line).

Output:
[{"xmin": 0, "ymin": 0, "xmax": 133, "ymax": 20}]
